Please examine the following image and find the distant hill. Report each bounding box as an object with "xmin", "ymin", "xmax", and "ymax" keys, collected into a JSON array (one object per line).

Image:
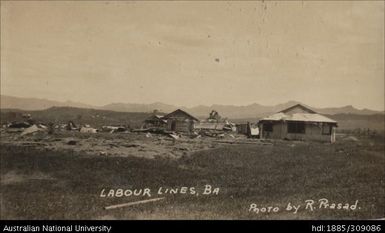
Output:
[
  {"xmin": 183, "ymin": 101, "xmax": 383, "ymax": 118},
  {"xmin": 1, "ymin": 95, "xmax": 94, "ymax": 111},
  {"xmin": 325, "ymin": 113, "xmax": 385, "ymax": 131},
  {"xmin": 1, "ymin": 95, "xmax": 383, "ymax": 119},
  {"xmin": 101, "ymin": 102, "xmax": 177, "ymax": 114},
  {"xmin": 313, "ymin": 105, "xmax": 382, "ymax": 116}
]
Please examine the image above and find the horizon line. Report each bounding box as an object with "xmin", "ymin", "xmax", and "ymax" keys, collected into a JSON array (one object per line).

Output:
[{"xmin": 1, "ymin": 94, "xmax": 384, "ymax": 112}]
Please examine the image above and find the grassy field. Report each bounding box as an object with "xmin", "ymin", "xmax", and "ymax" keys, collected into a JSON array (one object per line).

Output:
[{"xmin": 0, "ymin": 133, "xmax": 384, "ymax": 220}]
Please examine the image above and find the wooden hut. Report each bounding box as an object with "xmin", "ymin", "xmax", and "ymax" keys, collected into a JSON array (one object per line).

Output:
[{"xmin": 162, "ymin": 109, "xmax": 199, "ymax": 133}]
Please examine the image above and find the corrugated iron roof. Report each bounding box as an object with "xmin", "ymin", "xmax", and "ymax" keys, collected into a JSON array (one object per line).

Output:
[
  {"xmin": 163, "ymin": 109, "xmax": 199, "ymax": 122},
  {"xmin": 260, "ymin": 112, "xmax": 337, "ymax": 123},
  {"xmin": 280, "ymin": 104, "xmax": 316, "ymax": 114},
  {"xmin": 259, "ymin": 104, "xmax": 337, "ymax": 124}
]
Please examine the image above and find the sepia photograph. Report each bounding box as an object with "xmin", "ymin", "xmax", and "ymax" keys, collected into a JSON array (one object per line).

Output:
[{"xmin": 0, "ymin": 0, "xmax": 384, "ymax": 223}]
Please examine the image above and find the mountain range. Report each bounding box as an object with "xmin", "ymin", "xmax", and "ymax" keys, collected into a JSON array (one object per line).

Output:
[{"xmin": 1, "ymin": 95, "xmax": 383, "ymax": 119}]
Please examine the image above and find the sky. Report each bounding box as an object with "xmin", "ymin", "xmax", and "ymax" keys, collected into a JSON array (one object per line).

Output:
[{"xmin": 1, "ymin": 1, "xmax": 384, "ymax": 110}]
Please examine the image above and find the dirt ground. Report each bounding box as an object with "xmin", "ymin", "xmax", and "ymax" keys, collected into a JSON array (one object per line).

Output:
[
  {"xmin": 0, "ymin": 129, "xmax": 257, "ymax": 159},
  {"xmin": 0, "ymin": 129, "xmax": 384, "ymax": 220}
]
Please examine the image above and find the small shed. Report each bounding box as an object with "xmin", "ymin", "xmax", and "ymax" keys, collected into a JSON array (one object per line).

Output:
[
  {"xmin": 236, "ymin": 122, "xmax": 259, "ymax": 137},
  {"xmin": 163, "ymin": 109, "xmax": 199, "ymax": 133},
  {"xmin": 236, "ymin": 123, "xmax": 249, "ymax": 134},
  {"xmin": 258, "ymin": 104, "xmax": 338, "ymax": 143}
]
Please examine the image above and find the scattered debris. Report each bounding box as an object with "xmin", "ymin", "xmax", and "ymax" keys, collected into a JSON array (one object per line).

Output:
[
  {"xmin": 175, "ymin": 146, "xmax": 190, "ymax": 151},
  {"xmin": 190, "ymin": 133, "xmax": 201, "ymax": 139},
  {"xmin": 21, "ymin": 125, "xmax": 44, "ymax": 136},
  {"xmin": 168, "ymin": 133, "xmax": 180, "ymax": 140},
  {"xmin": 217, "ymin": 133, "xmax": 225, "ymax": 138},
  {"xmin": 65, "ymin": 138, "xmax": 78, "ymax": 145},
  {"xmin": 122, "ymin": 143, "xmax": 141, "ymax": 148},
  {"xmin": 21, "ymin": 113, "xmax": 32, "ymax": 119},
  {"xmin": 38, "ymin": 124, "xmax": 47, "ymax": 129},
  {"xmin": 80, "ymin": 127, "xmax": 98, "ymax": 133},
  {"xmin": 102, "ymin": 126, "xmax": 126, "ymax": 133},
  {"xmin": 66, "ymin": 121, "xmax": 78, "ymax": 131},
  {"xmin": 8, "ymin": 122, "xmax": 31, "ymax": 128}
]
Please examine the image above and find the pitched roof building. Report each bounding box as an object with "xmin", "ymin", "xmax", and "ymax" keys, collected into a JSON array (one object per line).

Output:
[
  {"xmin": 163, "ymin": 109, "xmax": 199, "ymax": 133},
  {"xmin": 258, "ymin": 104, "xmax": 338, "ymax": 142}
]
